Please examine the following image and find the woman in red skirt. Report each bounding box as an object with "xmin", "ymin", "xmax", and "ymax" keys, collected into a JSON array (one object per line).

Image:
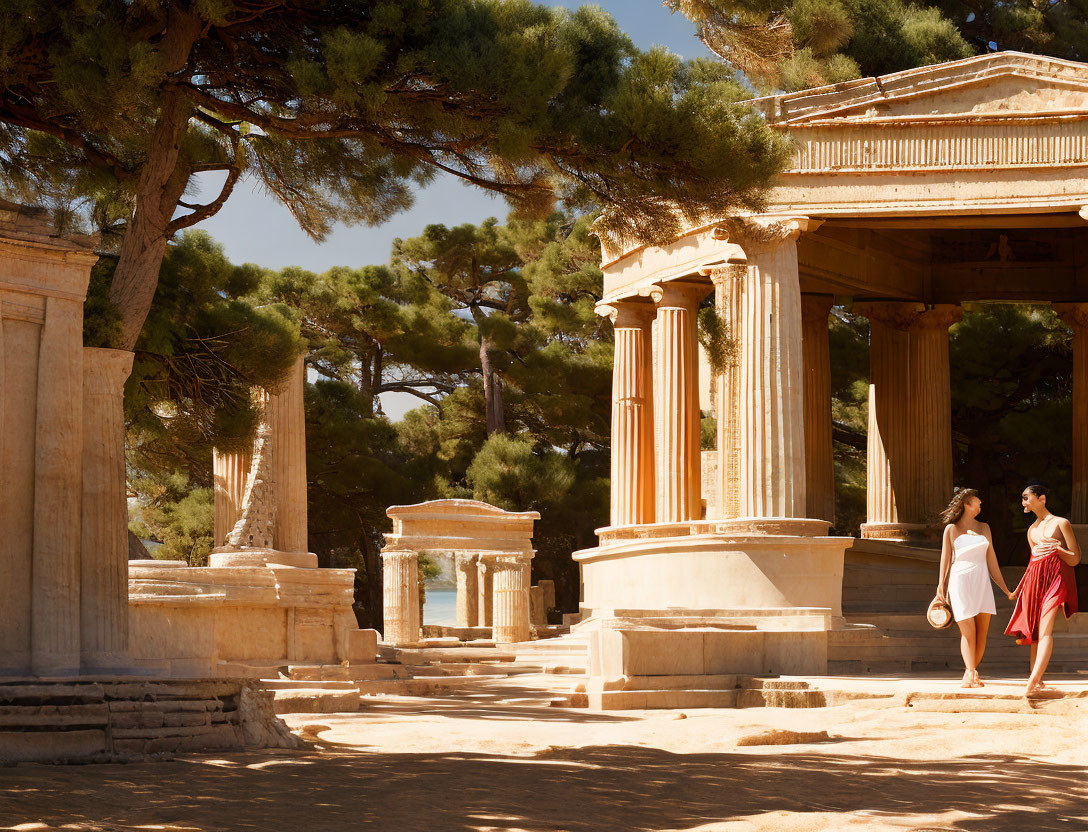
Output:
[{"xmin": 1006, "ymin": 482, "xmax": 1081, "ymax": 697}]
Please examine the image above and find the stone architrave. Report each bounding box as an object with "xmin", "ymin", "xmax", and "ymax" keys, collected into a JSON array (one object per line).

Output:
[
  {"xmin": 1056, "ymin": 303, "xmax": 1088, "ymax": 523},
  {"xmin": 709, "ymin": 264, "xmax": 746, "ymax": 519},
  {"xmin": 604, "ymin": 301, "xmax": 655, "ymax": 526},
  {"xmin": 727, "ymin": 218, "xmax": 816, "ymax": 519},
  {"xmin": 907, "ymin": 306, "xmax": 963, "ymax": 527},
  {"xmin": 801, "ymin": 294, "xmax": 836, "ymax": 524},
  {"xmin": 491, "ymin": 554, "xmax": 531, "ymax": 643},
  {"xmin": 80, "ymin": 347, "xmax": 135, "ymax": 672},
  {"xmin": 0, "ymin": 209, "xmax": 97, "ymax": 678},
  {"xmin": 381, "ymin": 550, "xmax": 420, "ymax": 645},
  {"xmin": 650, "ymin": 281, "xmax": 707, "ymax": 523},
  {"xmin": 455, "ymin": 553, "xmax": 479, "ymax": 627}
]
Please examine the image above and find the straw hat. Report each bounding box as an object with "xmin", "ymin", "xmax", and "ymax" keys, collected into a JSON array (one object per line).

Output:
[{"xmin": 926, "ymin": 596, "xmax": 953, "ymax": 629}]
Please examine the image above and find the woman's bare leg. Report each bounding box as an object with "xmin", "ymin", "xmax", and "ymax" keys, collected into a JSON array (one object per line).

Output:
[
  {"xmin": 972, "ymin": 614, "xmax": 991, "ymax": 685},
  {"xmin": 956, "ymin": 618, "xmax": 978, "ymax": 686},
  {"xmin": 1025, "ymin": 606, "xmax": 1061, "ymax": 696}
]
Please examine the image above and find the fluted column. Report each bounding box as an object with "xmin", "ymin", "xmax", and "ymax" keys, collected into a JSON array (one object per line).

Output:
[
  {"xmin": 734, "ymin": 224, "xmax": 808, "ymax": 518},
  {"xmin": 856, "ymin": 303, "xmax": 918, "ymax": 536},
  {"xmin": 651, "ymin": 282, "xmax": 706, "ymax": 522},
  {"xmin": 607, "ymin": 302, "xmax": 655, "ymax": 526},
  {"xmin": 1056, "ymin": 303, "xmax": 1088, "ymax": 522},
  {"xmin": 80, "ymin": 348, "xmax": 135, "ymax": 672},
  {"xmin": 212, "ymin": 447, "xmax": 252, "ymax": 547},
  {"xmin": 32, "ymin": 296, "xmax": 84, "ymax": 677},
  {"xmin": 491, "ymin": 555, "xmax": 531, "ymax": 643},
  {"xmin": 908, "ymin": 306, "xmax": 962, "ymax": 526},
  {"xmin": 455, "ymin": 553, "xmax": 480, "ymax": 627},
  {"xmin": 710, "ymin": 265, "xmax": 746, "ymax": 519},
  {"xmin": 477, "ymin": 557, "xmax": 495, "ymax": 627},
  {"xmin": 269, "ymin": 354, "xmax": 308, "ymax": 552},
  {"xmin": 381, "ymin": 549, "xmax": 420, "ymax": 645},
  {"xmin": 802, "ymin": 295, "xmax": 835, "ymax": 524}
]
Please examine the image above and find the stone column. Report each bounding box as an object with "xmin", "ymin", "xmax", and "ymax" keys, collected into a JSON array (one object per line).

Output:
[
  {"xmin": 80, "ymin": 348, "xmax": 135, "ymax": 672},
  {"xmin": 455, "ymin": 553, "xmax": 479, "ymax": 627},
  {"xmin": 606, "ymin": 302, "xmax": 655, "ymax": 526},
  {"xmin": 491, "ymin": 555, "xmax": 531, "ymax": 643},
  {"xmin": 651, "ymin": 282, "xmax": 705, "ymax": 523},
  {"xmin": 802, "ymin": 295, "xmax": 835, "ymax": 524},
  {"xmin": 733, "ymin": 222, "xmax": 810, "ymax": 518},
  {"xmin": 32, "ymin": 296, "xmax": 85, "ymax": 676},
  {"xmin": 710, "ymin": 265, "xmax": 746, "ymax": 519},
  {"xmin": 856, "ymin": 303, "xmax": 918, "ymax": 537},
  {"xmin": 477, "ymin": 557, "xmax": 495, "ymax": 627},
  {"xmin": 381, "ymin": 550, "xmax": 420, "ymax": 645},
  {"xmin": 1057, "ymin": 304, "xmax": 1088, "ymax": 523},
  {"xmin": 212, "ymin": 448, "xmax": 251, "ymax": 548},
  {"xmin": 907, "ymin": 306, "xmax": 962, "ymax": 527},
  {"xmin": 268, "ymin": 354, "xmax": 308, "ymax": 553}
]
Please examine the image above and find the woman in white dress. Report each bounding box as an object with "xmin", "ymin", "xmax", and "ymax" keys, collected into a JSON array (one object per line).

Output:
[{"xmin": 936, "ymin": 488, "xmax": 1014, "ymax": 687}]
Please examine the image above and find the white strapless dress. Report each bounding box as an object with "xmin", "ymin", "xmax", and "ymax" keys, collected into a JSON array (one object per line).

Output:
[{"xmin": 948, "ymin": 533, "xmax": 997, "ymax": 621}]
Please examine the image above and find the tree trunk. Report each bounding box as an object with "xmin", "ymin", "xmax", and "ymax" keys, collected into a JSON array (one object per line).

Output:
[
  {"xmin": 479, "ymin": 334, "xmax": 506, "ymax": 435},
  {"xmin": 109, "ymin": 89, "xmax": 194, "ymax": 349}
]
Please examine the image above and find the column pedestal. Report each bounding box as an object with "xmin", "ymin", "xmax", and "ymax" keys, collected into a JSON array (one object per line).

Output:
[
  {"xmin": 80, "ymin": 348, "xmax": 135, "ymax": 672},
  {"xmin": 455, "ymin": 554, "xmax": 480, "ymax": 628},
  {"xmin": 381, "ymin": 550, "xmax": 420, "ymax": 645},
  {"xmin": 491, "ymin": 555, "xmax": 531, "ymax": 643}
]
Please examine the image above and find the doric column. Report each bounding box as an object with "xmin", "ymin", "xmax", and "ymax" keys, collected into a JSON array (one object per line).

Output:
[
  {"xmin": 856, "ymin": 302, "xmax": 919, "ymax": 536},
  {"xmin": 710, "ymin": 264, "xmax": 746, "ymax": 519},
  {"xmin": 802, "ymin": 295, "xmax": 836, "ymax": 524},
  {"xmin": 212, "ymin": 447, "xmax": 251, "ymax": 547},
  {"xmin": 907, "ymin": 306, "xmax": 962, "ymax": 526},
  {"xmin": 268, "ymin": 354, "xmax": 308, "ymax": 553},
  {"xmin": 455, "ymin": 553, "xmax": 480, "ymax": 627},
  {"xmin": 381, "ymin": 549, "xmax": 420, "ymax": 645},
  {"xmin": 651, "ymin": 281, "xmax": 706, "ymax": 522},
  {"xmin": 491, "ymin": 555, "xmax": 531, "ymax": 643},
  {"xmin": 729, "ymin": 218, "xmax": 813, "ymax": 518},
  {"xmin": 1056, "ymin": 303, "xmax": 1088, "ymax": 522},
  {"xmin": 605, "ymin": 301, "xmax": 655, "ymax": 525},
  {"xmin": 477, "ymin": 557, "xmax": 495, "ymax": 627},
  {"xmin": 80, "ymin": 348, "xmax": 135, "ymax": 672},
  {"xmin": 32, "ymin": 296, "xmax": 85, "ymax": 676}
]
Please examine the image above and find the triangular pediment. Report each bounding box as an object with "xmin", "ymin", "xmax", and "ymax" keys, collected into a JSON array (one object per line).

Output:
[{"xmin": 750, "ymin": 52, "xmax": 1088, "ymax": 125}]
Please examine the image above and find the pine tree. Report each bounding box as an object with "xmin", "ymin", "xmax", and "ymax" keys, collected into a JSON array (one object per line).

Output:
[{"xmin": 1, "ymin": 0, "xmax": 789, "ymax": 350}]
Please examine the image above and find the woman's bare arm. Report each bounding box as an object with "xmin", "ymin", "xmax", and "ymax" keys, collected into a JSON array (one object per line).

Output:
[
  {"xmin": 937, "ymin": 524, "xmax": 953, "ymax": 600},
  {"xmin": 1056, "ymin": 517, "xmax": 1083, "ymax": 567},
  {"xmin": 981, "ymin": 525, "xmax": 1012, "ymax": 597}
]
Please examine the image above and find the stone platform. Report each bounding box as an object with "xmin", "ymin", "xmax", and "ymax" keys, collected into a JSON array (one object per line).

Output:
[{"xmin": 0, "ymin": 677, "xmax": 299, "ymax": 763}]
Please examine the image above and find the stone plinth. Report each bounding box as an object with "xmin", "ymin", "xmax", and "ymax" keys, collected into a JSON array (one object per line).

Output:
[
  {"xmin": 0, "ymin": 214, "xmax": 97, "ymax": 677},
  {"xmin": 80, "ymin": 348, "xmax": 135, "ymax": 672},
  {"xmin": 490, "ymin": 555, "xmax": 532, "ymax": 643},
  {"xmin": 128, "ymin": 559, "xmax": 367, "ymax": 676},
  {"xmin": 381, "ymin": 550, "xmax": 420, "ymax": 646},
  {"xmin": 455, "ymin": 553, "xmax": 479, "ymax": 627}
]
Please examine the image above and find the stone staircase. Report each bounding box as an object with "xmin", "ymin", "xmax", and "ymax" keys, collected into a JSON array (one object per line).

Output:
[{"xmin": 834, "ymin": 539, "xmax": 1088, "ymax": 674}]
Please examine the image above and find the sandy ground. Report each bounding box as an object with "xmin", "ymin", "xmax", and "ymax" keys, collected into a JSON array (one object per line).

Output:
[{"xmin": 2, "ymin": 680, "xmax": 1087, "ymax": 832}]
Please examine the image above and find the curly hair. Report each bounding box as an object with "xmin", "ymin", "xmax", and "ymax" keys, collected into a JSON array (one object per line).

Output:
[{"xmin": 939, "ymin": 487, "xmax": 980, "ymax": 526}]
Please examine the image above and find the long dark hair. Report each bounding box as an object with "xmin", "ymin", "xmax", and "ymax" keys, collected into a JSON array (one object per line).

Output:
[{"xmin": 939, "ymin": 488, "xmax": 979, "ymax": 525}]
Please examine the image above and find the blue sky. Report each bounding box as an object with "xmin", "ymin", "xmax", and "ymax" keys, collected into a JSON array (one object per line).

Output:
[{"xmin": 192, "ymin": 3, "xmax": 713, "ymax": 273}]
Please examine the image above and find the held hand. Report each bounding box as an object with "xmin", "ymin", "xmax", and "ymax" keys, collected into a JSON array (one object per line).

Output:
[
  {"xmin": 936, "ymin": 586, "xmax": 947, "ymax": 602},
  {"xmin": 1009, "ymin": 585, "xmax": 1021, "ymax": 601}
]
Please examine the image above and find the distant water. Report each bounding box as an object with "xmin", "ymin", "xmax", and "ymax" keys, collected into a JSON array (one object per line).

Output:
[{"xmin": 424, "ymin": 588, "xmax": 457, "ymax": 625}]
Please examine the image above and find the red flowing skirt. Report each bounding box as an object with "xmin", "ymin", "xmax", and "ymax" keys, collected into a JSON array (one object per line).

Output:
[{"xmin": 1005, "ymin": 552, "xmax": 1078, "ymax": 645}]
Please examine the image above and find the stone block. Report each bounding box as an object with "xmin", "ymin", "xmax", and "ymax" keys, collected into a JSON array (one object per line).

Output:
[
  {"xmin": 702, "ymin": 631, "xmax": 767, "ymax": 676},
  {"xmin": 347, "ymin": 629, "xmax": 379, "ymax": 662},
  {"xmin": 0, "ymin": 703, "xmax": 108, "ymax": 728},
  {"xmin": 593, "ymin": 629, "xmax": 707, "ymax": 677},
  {"xmin": 0, "ymin": 729, "xmax": 106, "ymax": 763},
  {"xmin": 111, "ymin": 710, "xmax": 165, "ymax": 730},
  {"xmin": 163, "ymin": 711, "xmax": 211, "ymax": 728},
  {"xmin": 529, "ymin": 586, "xmax": 546, "ymax": 625},
  {"xmin": 538, "ymin": 580, "xmax": 556, "ymax": 610}
]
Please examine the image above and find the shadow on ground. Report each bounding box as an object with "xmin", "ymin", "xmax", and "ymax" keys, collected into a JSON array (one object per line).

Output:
[{"xmin": 2, "ymin": 743, "xmax": 1085, "ymax": 831}]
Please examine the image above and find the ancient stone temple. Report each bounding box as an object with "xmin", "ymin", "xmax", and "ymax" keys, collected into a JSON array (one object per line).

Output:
[{"xmin": 582, "ymin": 51, "xmax": 1088, "ymax": 706}]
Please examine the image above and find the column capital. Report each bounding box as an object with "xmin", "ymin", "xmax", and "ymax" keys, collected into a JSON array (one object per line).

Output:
[
  {"xmin": 713, "ymin": 216, "xmax": 823, "ymax": 255},
  {"xmin": 381, "ymin": 548, "xmax": 418, "ymax": 562},
  {"xmin": 910, "ymin": 304, "xmax": 963, "ymax": 332},
  {"xmin": 647, "ymin": 279, "xmax": 709, "ymax": 309},
  {"xmin": 1055, "ymin": 302, "xmax": 1088, "ymax": 330},
  {"xmin": 597, "ymin": 299, "xmax": 656, "ymax": 326},
  {"xmin": 854, "ymin": 301, "xmax": 925, "ymax": 330},
  {"xmin": 705, "ymin": 262, "xmax": 748, "ymax": 286},
  {"xmin": 801, "ymin": 293, "xmax": 835, "ymax": 320}
]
